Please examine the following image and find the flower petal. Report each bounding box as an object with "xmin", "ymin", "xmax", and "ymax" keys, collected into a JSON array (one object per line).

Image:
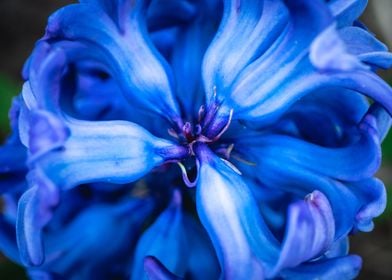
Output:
[
  {"xmin": 208, "ymin": 0, "xmax": 334, "ymax": 126},
  {"xmin": 132, "ymin": 190, "xmax": 188, "ymax": 279},
  {"xmin": 195, "ymin": 144, "xmax": 279, "ymax": 278},
  {"xmin": 171, "ymin": 4, "xmax": 219, "ymax": 118},
  {"xmin": 280, "ymin": 255, "xmax": 362, "ymax": 280},
  {"xmin": 44, "ymin": 2, "xmax": 181, "ymax": 123},
  {"xmin": 237, "ymin": 112, "xmax": 381, "ymax": 181},
  {"xmin": 328, "ymin": 0, "xmax": 368, "ymax": 28},
  {"xmin": 237, "ymin": 107, "xmax": 386, "ymax": 238},
  {"xmin": 183, "ymin": 215, "xmax": 220, "ymax": 280},
  {"xmin": 310, "ymin": 25, "xmax": 366, "ymax": 72},
  {"xmin": 143, "ymin": 256, "xmax": 182, "ymax": 280},
  {"xmin": 270, "ymin": 191, "xmax": 335, "ymax": 276},
  {"xmin": 202, "ymin": 0, "xmax": 288, "ymax": 104},
  {"xmin": 28, "ymin": 113, "xmax": 188, "ymax": 190},
  {"xmin": 147, "ymin": 0, "xmax": 197, "ymax": 31},
  {"xmin": 16, "ymin": 170, "xmax": 60, "ymax": 266},
  {"xmin": 43, "ymin": 199, "xmax": 154, "ymax": 279}
]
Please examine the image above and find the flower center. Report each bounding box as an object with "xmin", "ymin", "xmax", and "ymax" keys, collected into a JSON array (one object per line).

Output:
[
  {"xmin": 169, "ymin": 105, "xmax": 234, "ymax": 154},
  {"xmin": 167, "ymin": 105, "xmax": 235, "ymax": 187}
]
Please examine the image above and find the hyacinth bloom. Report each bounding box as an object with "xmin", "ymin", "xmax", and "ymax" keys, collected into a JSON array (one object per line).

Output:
[{"xmin": 1, "ymin": 0, "xmax": 392, "ymax": 279}]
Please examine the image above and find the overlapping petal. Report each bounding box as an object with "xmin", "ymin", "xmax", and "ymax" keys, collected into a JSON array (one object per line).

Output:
[
  {"xmin": 195, "ymin": 144, "xmax": 277, "ymax": 278},
  {"xmin": 132, "ymin": 190, "xmax": 188, "ymax": 279},
  {"xmin": 44, "ymin": 1, "xmax": 182, "ymax": 124}
]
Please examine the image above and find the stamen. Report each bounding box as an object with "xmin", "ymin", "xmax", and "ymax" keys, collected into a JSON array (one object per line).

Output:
[
  {"xmin": 167, "ymin": 128, "xmax": 179, "ymax": 139},
  {"xmin": 215, "ymin": 143, "xmax": 235, "ymax": 159},
  {"xmin": 230, "ymin": 153, "xmax": 257, "ymax": 166},
  {"xmin": 210, "ymin": 109, "xmax": 234, "ymax": 142},
  {"xmin": 182, "ymin": 122, "xmax": 193, "ymax": 141},
  {"xmin": 176, "ymin": 161, "xmax": 199, "ymax": 188},
  {"xmin": 220, "ymin": 158, "xmax": 242, "ymax": 175},
  {"xmin": 198, "ymin": 105, "xmax": 205, "ymax": 123},
  {"xmin": 225, "ymin": 143, "xmax": 235, "ymax": 159}
]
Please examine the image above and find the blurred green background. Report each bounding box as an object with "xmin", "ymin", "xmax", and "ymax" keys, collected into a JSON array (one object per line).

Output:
[{"xmin": 0, "ymin": 0, "xmax": 391, "ymax": 279}]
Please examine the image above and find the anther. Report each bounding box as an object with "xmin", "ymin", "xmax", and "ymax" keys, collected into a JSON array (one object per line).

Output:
[{"xmin": 182, "ymin": 122, "xmax": 193, "ymax": 141}]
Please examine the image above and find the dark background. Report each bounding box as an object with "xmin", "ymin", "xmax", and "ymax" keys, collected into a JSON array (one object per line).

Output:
[{"xmin": 0, "ymin": 1, "xmax": 391, "ymax": 279}]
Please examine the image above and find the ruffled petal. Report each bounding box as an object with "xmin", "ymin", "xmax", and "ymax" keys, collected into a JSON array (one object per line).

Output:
[
  {"xmin": 16, "ymin": 170, "xmax": 60, "ymax": 266},
  {"xmin": 132, "ymin": 190, "xmax": 188, "ymax": 279},
  {"xmin": 205, "ymin": 0, "xmax": 334, "ymax": 127},
  {"xmin": 236, "ymin": 107, "xmax": 386, "ymax": 238},
  {"xmin": 270, "ymin": 191, "xmax": 335, "ymax": 276},
  {"xmin": 328, "ymin": 0, "xmax": 368, "ymax": 28},
  {"xmin": 44, "ymin": 2, "xmax": 181, "ymax": 123},
  {"xmin": 339, "ymin": 26, "xmax": 392, "ymax": 69},
  {"xmin": 310, "ymin": 25, "xmax": 366, "ymax": 72}
]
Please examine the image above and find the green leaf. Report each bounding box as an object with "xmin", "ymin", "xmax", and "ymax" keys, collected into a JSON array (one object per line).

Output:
[{"xmin": 0, "ymin": 75, "xmax": 20, "ymax": 139}]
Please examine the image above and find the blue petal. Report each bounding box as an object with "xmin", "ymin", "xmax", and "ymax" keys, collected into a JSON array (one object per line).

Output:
[
  {"xmin": 44, "ymin": 3, "xmax": 181, "ymax": 123},
  {"xmin": 236, "ymin": 107, "xmax": 386, "ymax": 238},
  {"xmin": 43, "ymin": 199, "xmax": 154, "ymax": 279},
  {"xmin": 324, "ymin": 237, "xmax": 349, "ymax": 259},
  {"xmin": 280, "ymin": 255, "xmax": 362, "ymax": 280},
  {"xmin": 143, "ymin": 256, "xmax": 182, "ymax": 280},
  {"xmin": 349, "ymin": 178, "xmax": 386, "ymax": 232},
  {"xmin": 202, "ymin": 0, "xmax": 289, "ymax": 104},
  {"xmin": 208, "ymin": 0, "xmax": 334, "ymax": 125},
  {"xmin": 275, "ymin": 89, "xmax": 369, "ymax": 146},
  {"xmin": 183, "ymin": 215, "xmax": 220, "ymax": 280},
  {"xmin": 328, "ymin": 0, "xmax": 368, "ymax": 28},
  {"xmin": 132, "ymin": 190, "xmax": 188, "ymax": 279},
  {"xmin": 16, "ymin": 170, "xmax": 60, "ymax": 266},
  {"xmin": 28, "ymin": 270, "xmax": 65, "ymax": 280},
  {"xmin": 368, "ymin": 104, "xmax": 392, "ymax": 141},
  {"xmin": 170, "ymin": 4, "xmax": 219, "ymax": 119},
  {"xmin": 237, "ymin": 113, "xmax": 381, "ymax": 181},
  {"xmin": 147, "ymin": 0, "xmax": 197, "ymax": 31},
  {"xmin": 28, "ymin": 111, "xmax": 70, "ymax": 161},
  {"xmin": 339, "ymin": 26, "xmax": 392, "ymax": 69},
  {"xmin": 28, "ymin": 114, "xmax": 188, "ymax": 190},
  {"xmin": 79, "ymin": 0, "xmax": 133, "ymax": 33},
  {"xmin": 270, "ymin": 191, "xmax": 335, "ymax": 276},
  {"xmin": 310, "ymin": 25, "xmax": 366, "ymax": 72},
  {"xmin": 195, "ymin": 144, "xmax": 279, "ymax": 279}
]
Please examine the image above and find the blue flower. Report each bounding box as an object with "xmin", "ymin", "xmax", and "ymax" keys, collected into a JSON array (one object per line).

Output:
[{"xmin": 1, "ymin": 0, "xmax": 392, "ymax": 279}]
